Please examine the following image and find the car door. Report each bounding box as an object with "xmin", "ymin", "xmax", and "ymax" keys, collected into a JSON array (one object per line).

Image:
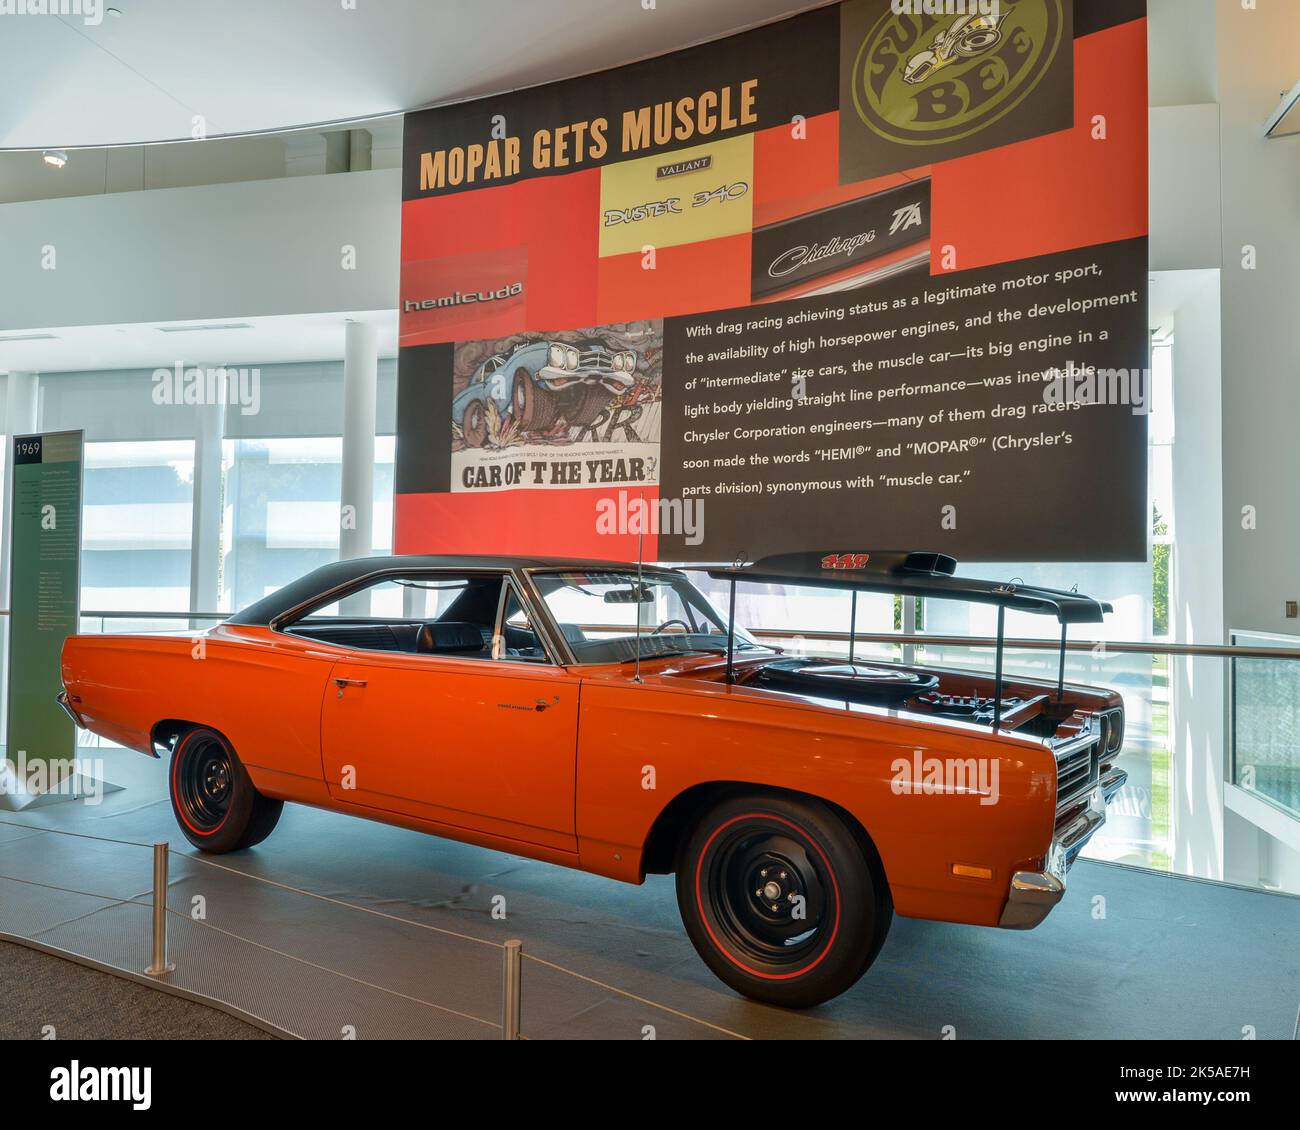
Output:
[{"xmin": 318, "ymin": 575, "xmax": 579, "ymax": 853}]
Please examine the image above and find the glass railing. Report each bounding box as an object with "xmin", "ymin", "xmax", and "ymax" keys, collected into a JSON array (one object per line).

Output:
[
  {"xmin": 1231, "ymin": 631, "xmax": 1300, "ymax": 820},
  {"xmin": 78, "ymin": 611, "xmax": 226, "ymax": 635}
]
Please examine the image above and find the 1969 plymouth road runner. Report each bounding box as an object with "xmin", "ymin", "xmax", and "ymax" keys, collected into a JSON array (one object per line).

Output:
[{"xmin": 60, "ymin": 551, "xmax": 1127, "ymax": 1007}]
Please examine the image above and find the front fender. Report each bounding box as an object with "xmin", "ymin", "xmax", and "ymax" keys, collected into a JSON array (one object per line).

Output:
[{"xmin": 574, "ymin": 678, "xmax": 1056, "ymax": 927}]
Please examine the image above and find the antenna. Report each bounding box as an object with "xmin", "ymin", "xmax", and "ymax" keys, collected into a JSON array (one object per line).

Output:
[{"xmin": 633, "ymin": 507, "xmax": 645, "ymax": 685}]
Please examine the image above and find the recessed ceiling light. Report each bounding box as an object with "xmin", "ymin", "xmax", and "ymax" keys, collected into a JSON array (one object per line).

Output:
[
  {"xmin": 42, "ymin": 150, "xmax": 68, "ymax": 168},
  {"xmin": 157, "ymin": 322, "xmax": 254, "ymax": 334}
]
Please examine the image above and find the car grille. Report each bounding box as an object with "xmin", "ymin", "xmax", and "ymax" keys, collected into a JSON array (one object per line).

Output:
[
  {"xmin": 1054, "ymin": 735, "xmax": 1100, "ymax": 814},
  {"xmin": 578, "ymin": 351, "xmax": 615, "ymax": 371}
]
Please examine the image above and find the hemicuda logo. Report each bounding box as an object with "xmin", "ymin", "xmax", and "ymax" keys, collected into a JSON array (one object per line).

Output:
[{"xmin": 49, "ymin": 1061, "xmax": 151, "ymax": 1110}]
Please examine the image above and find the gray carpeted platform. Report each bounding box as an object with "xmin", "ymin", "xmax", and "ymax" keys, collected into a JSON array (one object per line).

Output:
[
  {"xmin": 2, "ymin": 746, "xmax": 1297, "ymax": 1040},
  {"xmin": 0, "ymin": 941, "xmax": 275, "ymax": 1040}
]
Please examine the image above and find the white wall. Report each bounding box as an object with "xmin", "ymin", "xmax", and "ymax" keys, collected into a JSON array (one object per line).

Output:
[
  {"xmin": 0, "ymin": 167, "xmax": 400, "ymax": 331},
  {"xmin": 1215, "ymin": 0, "xmax": 1300, "ymax": 638},
  {"xmin": 1149, "ymin": 104, "xmax": 1221, "ymax": 270},
  {"xmin": 1148, "ymin": 0, "xmax": 1217, "ymax": 107}
]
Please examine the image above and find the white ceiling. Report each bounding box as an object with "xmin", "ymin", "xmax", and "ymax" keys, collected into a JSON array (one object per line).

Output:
[
  {"xmin": 0, "ymin": 310, "xmax": 398, "ymax": 373},
  {"xmin": 0, "ymin": 0, "xmax": 818, "ymax": 150}
]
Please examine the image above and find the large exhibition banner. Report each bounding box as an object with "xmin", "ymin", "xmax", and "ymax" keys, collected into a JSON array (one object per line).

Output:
[
  {"xmin": 6, "ymin": 430, "xmax": 83, "ymax": 784},
  {"xmin": 396, "ymin": 0, "xmax": 1149, "ymax": 563}
]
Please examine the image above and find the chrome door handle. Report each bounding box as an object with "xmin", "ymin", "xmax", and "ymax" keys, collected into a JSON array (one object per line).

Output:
[
  {"xmin": 334, "ymin": 678, "xmax": 368, "ymax": 689},
  {"xmin": 535, "ymin": 696, "xmax": 559, "ymax": 711}
]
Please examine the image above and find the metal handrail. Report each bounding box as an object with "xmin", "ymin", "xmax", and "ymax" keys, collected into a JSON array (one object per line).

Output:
[
  {"xmin": 746, "ymin": 629, "xmax": 1300, "ymax": 661},
  {"xmin": 79, "ymin": 610, "xmax": 228, "ymax": 620},
  {"xmin": 62, "ymin": 609, "xmax": 1300, "ymax": 660}
]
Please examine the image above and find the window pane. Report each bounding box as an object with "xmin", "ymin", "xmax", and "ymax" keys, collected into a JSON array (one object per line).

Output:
[
  {"xmin": 81, "ymin": 440, "xmax": 194, "ymax": 612},
  {"xmin": 221, "ymin": 437, "xmax": 342, "ymax": 612}
]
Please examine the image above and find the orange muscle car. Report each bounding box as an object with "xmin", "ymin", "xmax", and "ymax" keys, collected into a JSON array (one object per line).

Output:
[{"xmin": 59, "ymin": 551, "xmax": 1127, "ymax": 1007}]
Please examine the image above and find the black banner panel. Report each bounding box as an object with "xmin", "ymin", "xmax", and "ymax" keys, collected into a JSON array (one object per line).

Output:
[{"xmin": 395, "ymin": 0, "xmax": 1149, "ymax": 563}]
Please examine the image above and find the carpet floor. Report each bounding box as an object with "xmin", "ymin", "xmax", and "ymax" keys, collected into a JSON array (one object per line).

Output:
[{"xmin": 0, "ymin": 941, "xmax": 276, "ymax": 1040}]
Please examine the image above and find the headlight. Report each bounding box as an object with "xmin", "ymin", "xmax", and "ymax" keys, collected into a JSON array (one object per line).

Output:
[
  {"xmin": 618, "ymin": 352, "xmax": 635, "ymax": 372},
  {"xmin": 611, "ymin": 353, "xmax": 625, "ymax": 372},
  {"xmin": 548, "ymin": 344, "xmax": 565, "ymax": 368},
  {"xmin": 565, "ymin": 345, "xmax": 580, "ymax": 370},
  {"xmin": 1106, "ymin": 710, "xmax": 1124, "ymax": 754}
]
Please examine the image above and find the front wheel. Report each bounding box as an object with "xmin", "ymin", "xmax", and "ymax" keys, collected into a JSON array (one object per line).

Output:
[
  {"xmin": 676, "ymin": 792, "xmax": 891, "ymax": 1008},
  {"xmin": 169, "ymin": 727, "xmax": 282, "ymax": 853},
  {"xmin": 512, "ymin": 368, "xmax": 560, "ymax": 430}
]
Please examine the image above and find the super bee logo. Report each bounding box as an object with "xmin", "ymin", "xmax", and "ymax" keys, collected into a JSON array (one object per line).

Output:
[{"xmin": 851, "ymin": 0, "xmax": 1065, "ymax": 147}]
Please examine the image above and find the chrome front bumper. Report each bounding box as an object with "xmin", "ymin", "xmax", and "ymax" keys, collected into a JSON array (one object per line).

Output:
[{"xmin": 998, "ymin": 765, "xmax": 1128, "ymax": 930}]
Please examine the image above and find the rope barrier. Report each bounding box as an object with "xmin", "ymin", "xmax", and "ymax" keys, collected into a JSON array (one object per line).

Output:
[{"xmin": 0, "ymin": 826, "xmax": 755, "ymax": 1040}]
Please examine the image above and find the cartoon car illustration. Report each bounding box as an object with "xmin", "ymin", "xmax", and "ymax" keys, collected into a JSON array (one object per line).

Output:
[
  {"xmin": 903, "ymin": 11, "xmax": 1007, "ymax": 85},
  {"xmin": 60, "ymin": 549, "xmax": 1127, "ymax": 1008},
  {"xmin": 452, "ymin": 337, "xmax": 638, "ymax": 447},
  {"xmin": 451, "ymin": 353, "xmax": 509, "ymax": 448}
]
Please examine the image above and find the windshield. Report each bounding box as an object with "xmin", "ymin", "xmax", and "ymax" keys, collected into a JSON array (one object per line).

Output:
[{"xmin": 532, "ymin": 569, "xmax": 760, "ymax": 664}]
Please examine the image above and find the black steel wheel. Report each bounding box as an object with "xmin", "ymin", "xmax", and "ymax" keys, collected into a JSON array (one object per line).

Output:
[
  {"xmin": 676, "ymin": 792, "xmax": 891, "ymax": 1008},
  {"xmin": 169, "ymin": 727, "xmax": 282, "ymax": 853}
]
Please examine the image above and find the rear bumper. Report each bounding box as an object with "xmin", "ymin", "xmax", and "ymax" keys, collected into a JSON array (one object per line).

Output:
[
  {"xmin": 56, "ymin": 691, "xmax": 85, "ymax": 729},
  {"xmin": 998, "ymin": 766, "xmax": 1128, "ymax": 930}
]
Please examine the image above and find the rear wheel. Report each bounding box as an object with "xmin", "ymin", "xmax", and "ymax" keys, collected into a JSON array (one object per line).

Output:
[
  {"xmin": 676, "ymin": 792, "xmax": 891, "ymax": 1008},
  {"xmin": 169, "ymin": 728, "xmax": 282, "ymax": 853}
]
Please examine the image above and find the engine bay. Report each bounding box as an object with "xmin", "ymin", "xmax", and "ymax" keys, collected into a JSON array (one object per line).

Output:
[{"xmin": 743, "ymin": 656, "xmax": 1080, "ymax": 739}]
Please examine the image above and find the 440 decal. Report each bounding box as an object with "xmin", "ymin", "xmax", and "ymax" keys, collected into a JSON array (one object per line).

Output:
[{"xmin": 821, "ymin": 552, "xmax": 872, "ymax": 570}]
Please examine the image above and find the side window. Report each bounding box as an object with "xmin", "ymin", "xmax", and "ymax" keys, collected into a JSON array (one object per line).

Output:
[
  {"xmin": 282, "ymin": 573, "xmax": 550, "ymax": 663},
  {"xmin": 496, "ymin": 583, "xmax": 547, "ymax": 662}
]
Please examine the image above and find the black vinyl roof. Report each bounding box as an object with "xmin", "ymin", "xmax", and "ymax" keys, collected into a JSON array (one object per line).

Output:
[
  {"xmin": 707, "ymin": 551, "xmax": 1112, "ymax": 625},
  {"xmin": 226, "ymin": 550, "xmax": 1111, "ymax": 629},
  {"xmin": 226, "ymin": 554, "xmax": 680, "ymax": 626}
]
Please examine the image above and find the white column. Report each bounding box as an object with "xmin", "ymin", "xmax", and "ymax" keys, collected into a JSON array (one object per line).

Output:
[
  {"xmin": 1, "ymin": 372, "xmax": 40, "ymax": 605},
  {"xmin": 189, "ymin": 394, "xmax": 225, "ymax": 620},
  {"xmin": 340, "ymin": 320, "xmax": 377, "ymax": 564},
  {"xmin": 1168, "ymin": 275, "xmax": 1226, "ymax": 883}
]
